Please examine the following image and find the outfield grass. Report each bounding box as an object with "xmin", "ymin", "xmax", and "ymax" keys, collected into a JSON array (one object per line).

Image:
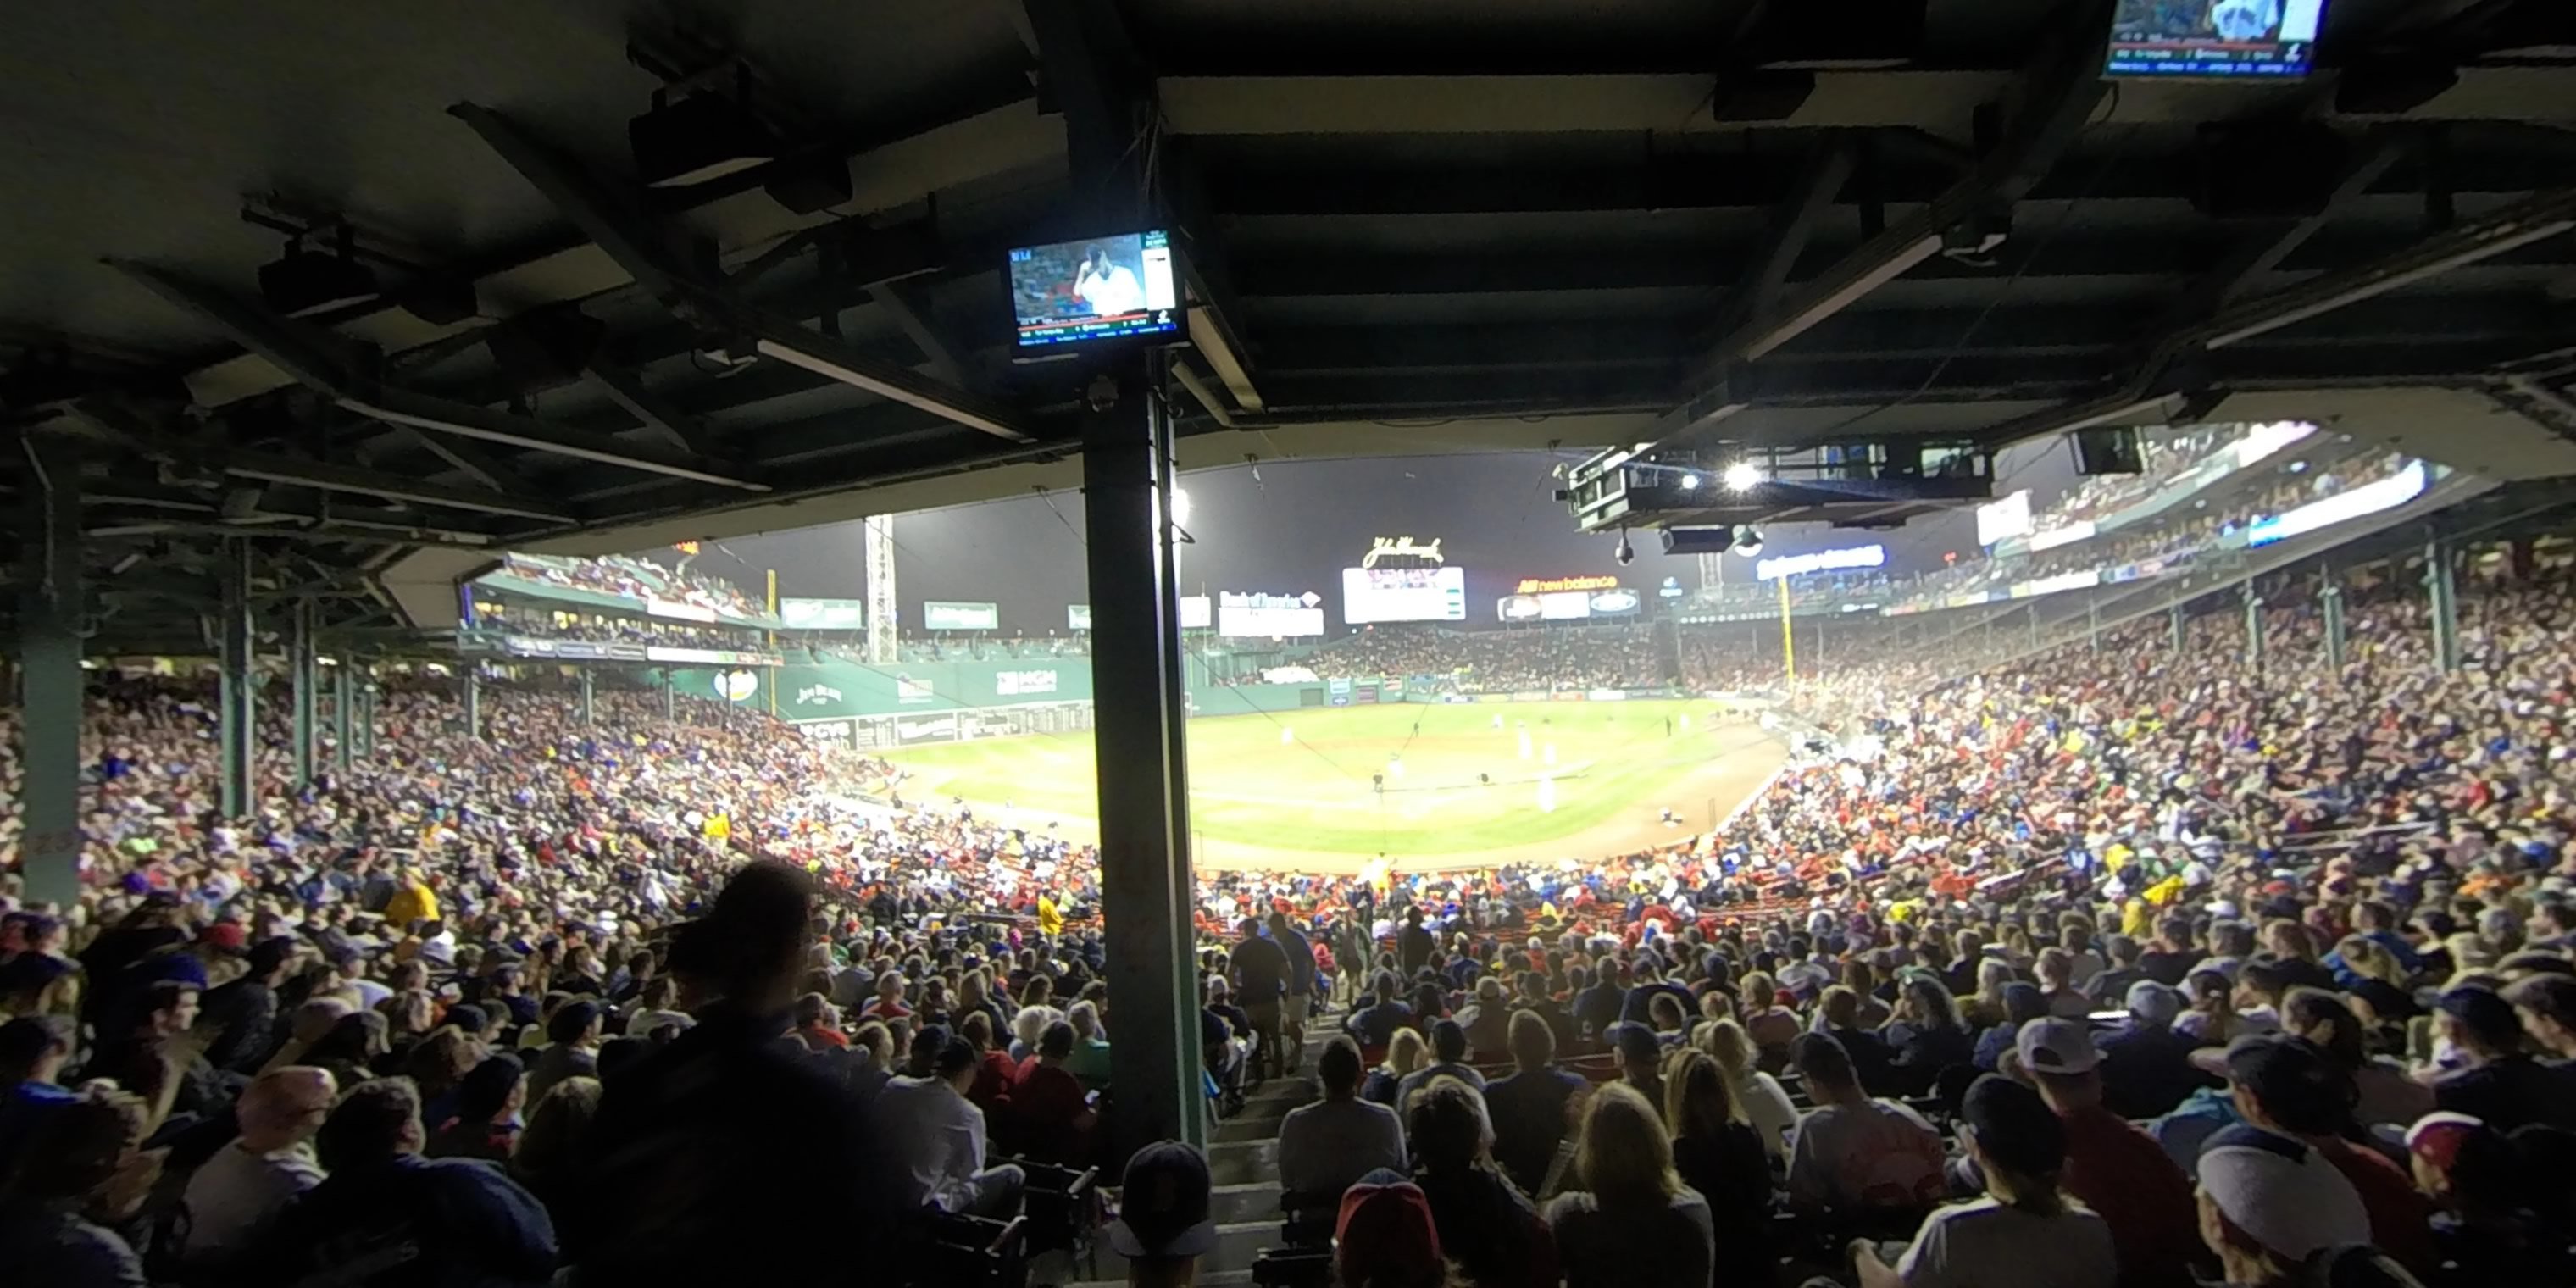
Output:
[{"xmin": 881, "ymin": 699, "xmax": 1735, "ymax": 857}]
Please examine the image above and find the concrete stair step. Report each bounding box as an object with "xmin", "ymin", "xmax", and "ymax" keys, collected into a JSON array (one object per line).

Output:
[
  {"xmin": 1213, "ymin": 1179, "xmax": 1286, "ymax": 1224},
  {"xmin": 1208, "ymin": 1137, "xmax": 1279, "ymax": 1187}
]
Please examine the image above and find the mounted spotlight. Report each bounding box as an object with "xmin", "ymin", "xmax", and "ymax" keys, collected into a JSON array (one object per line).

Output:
[
  {"xmin": 1731, "ymin": 525, "xmax": 1765, "ymax": 556},
  {"xmin": 258, "ymin": 226, "xmax": 378, "ymax": 317},
  {"xmin": 629, "ymin": 77, "xmax": 779, "ymax": 188},
  {"xmin": 1614, "ymin": 531, "xmax": 1635, "ymax": 566},
  {"xmin": 1677, "ymin": 472, "xmax": 1701, "ymax": 491},
  {"xmin": 1722, "ymin": 462, "xmax": 1767, "ymax": 492}
]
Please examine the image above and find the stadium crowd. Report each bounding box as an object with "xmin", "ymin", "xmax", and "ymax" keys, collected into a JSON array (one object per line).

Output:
[
  {"xmin": 1328, "ymin": 623, "xmax": 1668, "ymax": 691},
  {"xmin": 4, "ymin": 530, "xmax": 2576, "ymax": 1286}
]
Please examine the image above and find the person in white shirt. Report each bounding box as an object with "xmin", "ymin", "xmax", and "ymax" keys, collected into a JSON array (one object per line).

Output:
[
  {"xmin": 1072, "ymin": 246, "xmax": 1146, "ymax": 318},
  {"xmin": 1277, "ymin": 1037, "xmax": 1407, "ymax": 1203},
  {"xmin": 180, "ymin": 1066, "xmax": 336, "ymax": 1265},
  {"xmin": 1854, "ymin": 1074, "xmax": 2114, "ymax": 1288},
  {"xmin": 874, "ymin": 1034, "xmax": 1024, "ymax": 1218}
]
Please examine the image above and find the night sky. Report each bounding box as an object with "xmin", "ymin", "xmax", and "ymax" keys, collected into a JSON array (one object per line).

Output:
[{"xmin": 676, "ymin": 443, "xmax": 2085, "ymax": 636}]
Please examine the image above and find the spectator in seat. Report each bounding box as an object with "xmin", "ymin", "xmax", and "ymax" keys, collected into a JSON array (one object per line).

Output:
[
  {"xmin": 0, "ymin": 1014, "xmax": 76, "ymax": 1173},
  {"xmin": 2504, "ymin": 972, "xmax": 2576, "ymax": 1060},
  {"xmin": 1337, "ymin": 1180, "xmax": 1448, "ymax": 1288},
  {"xmin": 2034, "ymin": 948, "xmax": 2093, "ymax": 1019},
  {"xmin": 1818, "ymin": 985, "xmax": 1899, "ymax": 1096},
  {"xmin": 1484, "ymin": 1011, "xmax": 1589, "ymax": 1196},
  {"xmin": 200, "ymin": 935, "xmax": 297, "ymax": 1074},
  {"xmin": 1852, "ymin": 1074, "xmax": 2115, "ymax": 1288},
  {"xmin": 1739, "ymin": 971, "xmax": 1800, "ymax": 1066},
  {"xmin": 1885, "ymin": 974, "xmax": 1974, "ymax": 1097},
  {"xmin": 2086, "ymin": 935, "xmax": 2149, "ymax": 1006},
  {"xmin": 1066, "ymin": 999, "xmax": 1114, "ymax": 1091},
  {"xmin": 2193, "ymin": 1125, "xmax": 2374, "ymax": 1288},
  {"xmin": 1348, "ymin": 969, "xmax": 1415, "ymax": 1049},
  {"xmin": 572, "ymin": 863, "xmax": 901, "ymax": 1287},
  {"xmin": 2216, "ymin": 1034, "xmax": 2435, "ymax": 1280},
  {"xmin": 2012, "ymin": 1019, "xmax": 2201, "ymax": 1288},
  {"xmin": 879, "ymin": 1034, "xmax": 1024, "ymax": 1217},
  {"xmin": 1108, "ymin": 1141, "xmax": 1219, "ymax": 1288},
  {"xmin": 252, "ymin": 1076, "xmax": 557, "ymax": 1287},
  {"xmin": 1396, "ymin": 1019, "xmax": 1486, "ymax": 1110},
  {"xmin": 1005, "ymin": 1019, "xmax": 1098, "ymax": 1163},
  {"xmin": 1611, "ymin": 1023, "xmax": 1667, "ymax": 1116},
  {"xmin": 1366, "ymin": 1029, "xmax": 1428, "ymax": 1108},
  {"xmin": 958, "ymin": 1009, "xmax": 1018, "ymax": 1109},
  {"xmin": 178, "ymin": 1065, "xmax": 336, "ymax": 1269},
  {"xmin": 1706, "ymin": 1018, "xmax": 1799, "ymax": 1163},
  {"xmin": 2429, "ymin": 985, "xmax": 2576, "ymax": 1131},
  {"xmin": 426, "ymin": 1052, "xmax": 526, "ymax": 1162},
  {"xmin": 509, "ymin": 1075, "xmax": 602, "ymax": 1230},
  {"xmin": 2096, "ymin": 980, "xmax": 2212, "ymax": 1119},
  {"xmin": 80, "ymin": 978, "xmax": 223, "ymax": 1130},
  {"xmin": 1463, "ymin": 976, "xmax": 1513, "ymax": 1058},
  {"xmin": 2279, "ymin": 990, "xmax": 2429, "ymax": 1133},
  {"xmin": 1662, "ymin": 1050, "xmax": 1773, "ymax": 1282},
  {"xmin": 524, "ymin": 999, "xmax": 602, "ymax": 1108},
  {"xmin": 2403, "ymin": 1112, "xmax": 2575, "ymax": 1285},
  {"xmin": 1402, "ymin": 1076, "xmax": 1556, "ymax": 1288},
  {"xmin": 2139, "ymin": 915, "xmax": 2204, "ymax": 988},
  {"xmin": 0, "ymin": 1088, "xmax": 153, "ymax": 1287},
  {"xmin": 1544, "ymin": 1082, "xmax": 1713, "ymax": 1288},
  {"xmin": 1280, "ymin": 1036, "xmax": 1407, "ymax": 1204},
  {"xmin": 1785, "ymin": 1032, "xmax": 1946, "ymax": 1213},
  {"xmin": 2177, "ymin": 968, "xmax": 2262, "ymax": 1046},
  {"xmin": 1974, "ymin": 983, "xmax": 2046, "ymax": 1073}
]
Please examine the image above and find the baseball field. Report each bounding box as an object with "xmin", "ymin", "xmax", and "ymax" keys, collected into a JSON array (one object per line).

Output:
[{"xmin": 877, "ymin": 699, "xmax": 1787, "ymax": 873}]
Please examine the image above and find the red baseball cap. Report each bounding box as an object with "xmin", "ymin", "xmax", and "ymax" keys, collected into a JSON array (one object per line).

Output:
[
  {"xmin": 1335, "ymin": 1183, "xmax": 1442, "ymax": 1286},
  {"xmin": 199, "ymin": 923, "xmax": 248, "ymax": 952}
]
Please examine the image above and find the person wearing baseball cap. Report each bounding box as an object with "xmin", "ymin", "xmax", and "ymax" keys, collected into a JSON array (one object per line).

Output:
[
  {"xmin": 1108, "ymin": 1140, "xmax": 1218, "ymax": 1286},
  {"xmin": 1852, "ymin": 1074, "xmax": 2113, "ymax": 1288},
  {"xmin": 2009, "ymin": 1019, "xmax": 2201, "ymax": 1288},
  {"xmin": 1336, "ymin": 1180, "xmax": 1444, "ymax": 1288},
  {"xmin": 2096, "ymin": 980, "xmax": 2206, "ymax": 1120},
  {"xmin": 2212, "ymin": 1035, "xmax": 2436, "ymax": 1279},
  {"xmin": 2196, "ymin": 1124, "xmax": 2374, "ymax": 1285}
]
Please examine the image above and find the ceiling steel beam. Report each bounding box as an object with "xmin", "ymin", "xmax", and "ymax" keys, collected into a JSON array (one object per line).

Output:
[
  {"xmin": 580, "ymin": 363, "xmax": 719, "ymax": 458},
  {"xmin": 113, "ymin": 261, "xmax": 769, "ymax": 491},
  {"xmin": 450, "ymin": 102, "xmax": 1036, "ymax": 444},
  {"xmin": 866, "ymin": 279, "xmax": 968, "ymax": 387},
  {"xmin": 1657, "ymin": 2, "xmax": 2114, "ymax": 441},
  {"xmin": 1731, "ymin": 136, "xmax": 1859, "ymax": 330},
  {"xmin": 383, "ymin": 426, "xmax": 540, "ymax": 497}
]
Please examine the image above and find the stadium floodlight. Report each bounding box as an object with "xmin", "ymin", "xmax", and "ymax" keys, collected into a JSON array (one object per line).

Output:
[
  {"xmin": 1678, "ymin": 472, "xmax": 1700, "ymax": 491},
  {"xmin": 1171, "ymin": 486, "xmax": 1192, "ymax": 528},
  {"xmin": 1722, "ymin": 462, "xmax": 1766, "ymax": 492}
]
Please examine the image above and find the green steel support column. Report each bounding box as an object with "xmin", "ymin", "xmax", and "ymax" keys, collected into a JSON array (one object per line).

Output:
[
  {"xmin": 15, "ymin": 434, "xmax": 85, "ymax": 908},
  {"xmin": 2169, "ymin": 602, "xmax": 2186, "ymax": 653},
  {"xmin": 291, "ymin": 599, "xmax": 319, "ymax": 785},
  {"xmin": 332, "ymin": 658, "xmax": 353, "ymax": 774},
  {"xmin": 1147, "ymin": 358, "xmax": 1208, "ymax": 1146},
  {"xmin": 2242, "ymin": 583, "xmax": 2266, "ymax": 674},
  {"xmin": 218, "ymin": 541, "xmax": 257, "ymax": 818},
  {"xmin": 464, "ymin": 667, "xmax": 481, "ymax": 741},
  {"xmin": 1085, "ymin": 356, "xmax": 1199, "ymax": 1158},
  {"xmin": 2428, "ymin": 541, "xmax": 2461, "ymax": 672},
  {"xmin": 2087, "ymin": 601, "xmax": 2101, "ymax": 652},
  {"xmin": 358, "ymin": 679, "xmax": 377, "ymax": 758},
  {"xmin": 2321, "ymin": 579, "xmax": 2346, "ymax": 669},
  {"xmin": 580, "ymin": 668, "xmax": 596, "ymax": 726},
  {"xmin": 663, "ymin": 671, "xmax": 675, "ymax": 722}
]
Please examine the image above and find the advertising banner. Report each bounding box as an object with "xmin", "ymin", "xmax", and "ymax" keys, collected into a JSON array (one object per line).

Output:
[
  {"xmin": 895, "ymin": 713, "xmax": 959, "ymax": 745},
  {"xmin": 995, "ymin": 668, "xmax": 1061, "ymax": 697},
  {"xmin": 779, "ymin": 598, "xmax": 865, "ymax": 630},
  {"xmin": 1178, "ymin": 596, "xmax": 1212, "ymax": 630},
  {"xmin": 1218, "ymin": 591, "xmax": 1325, "ymax": 637},
  {"xmin": 502, "ymin": 637, "xmax": 652, "ymax": 663},
  {"xmin": 923, "ymin": 601, "xmax": 1000, "ymax": 631},
  {"xmin": 1067, "ymin": 603, "xmax": 1092, "ymax": 630},
  {"xmin": 1587, "ymin": 587, "xmax": 1642, "ymax": 617}
]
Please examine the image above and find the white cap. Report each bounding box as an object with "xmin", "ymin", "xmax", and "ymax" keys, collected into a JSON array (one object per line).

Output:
[{"xmin": 2197, "ymin": 1126, "xmax": 2371, "ymax": 1262}]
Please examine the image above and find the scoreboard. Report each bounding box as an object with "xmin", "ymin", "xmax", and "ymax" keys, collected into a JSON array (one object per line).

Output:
[{"xmin": 1341, "ymin": 566, "xmax": 1467, "ymax": 624}]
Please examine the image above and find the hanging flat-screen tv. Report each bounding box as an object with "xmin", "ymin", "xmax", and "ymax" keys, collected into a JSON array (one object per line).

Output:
[
  {"xmin": 2105, "ymin": 0, "xmax": 2327, "ymax": 79},
  {"xmin": 1008, "ymin": 230, "xmax": 1183, "ymax": 349}
]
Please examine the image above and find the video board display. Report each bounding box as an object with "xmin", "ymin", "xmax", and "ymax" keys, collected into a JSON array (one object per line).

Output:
[
  {"xmin": 1341, "ymin": 566, "xmax": 1468, "ymax": 625},
  {"xmin": 1007, "ymin": 230, "xmax": 1182, "ymax": 348}
]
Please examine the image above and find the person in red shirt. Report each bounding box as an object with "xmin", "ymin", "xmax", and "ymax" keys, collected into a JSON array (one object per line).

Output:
[
  {"xmin": 2217, "ymin": 1033, "xmax": 2439, "ymax": 1280},
  {"xmin": 794, "ymin": 993, "xmax": 848, "ymax": 1050},
  {"xmin": 2014, "ymin": 1019, "xmax": 2202, "ymax": 1288},
  {"xmin": 1004, "ymin": 1019, "xmax": 1098, "ymax": 1163},
  {"xmin": 958, "ymin": 1010, "xmax": 1019, "ymax": 1109}
]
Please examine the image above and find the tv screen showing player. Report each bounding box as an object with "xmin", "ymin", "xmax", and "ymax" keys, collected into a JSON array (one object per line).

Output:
[
  {"xmin": 2105, "ymin": 0, "xmax": 2327, "ymax": 79},
  {"xmin": 1008, "ymin": 230, "xmax": 1182, "ymax": 348}
]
